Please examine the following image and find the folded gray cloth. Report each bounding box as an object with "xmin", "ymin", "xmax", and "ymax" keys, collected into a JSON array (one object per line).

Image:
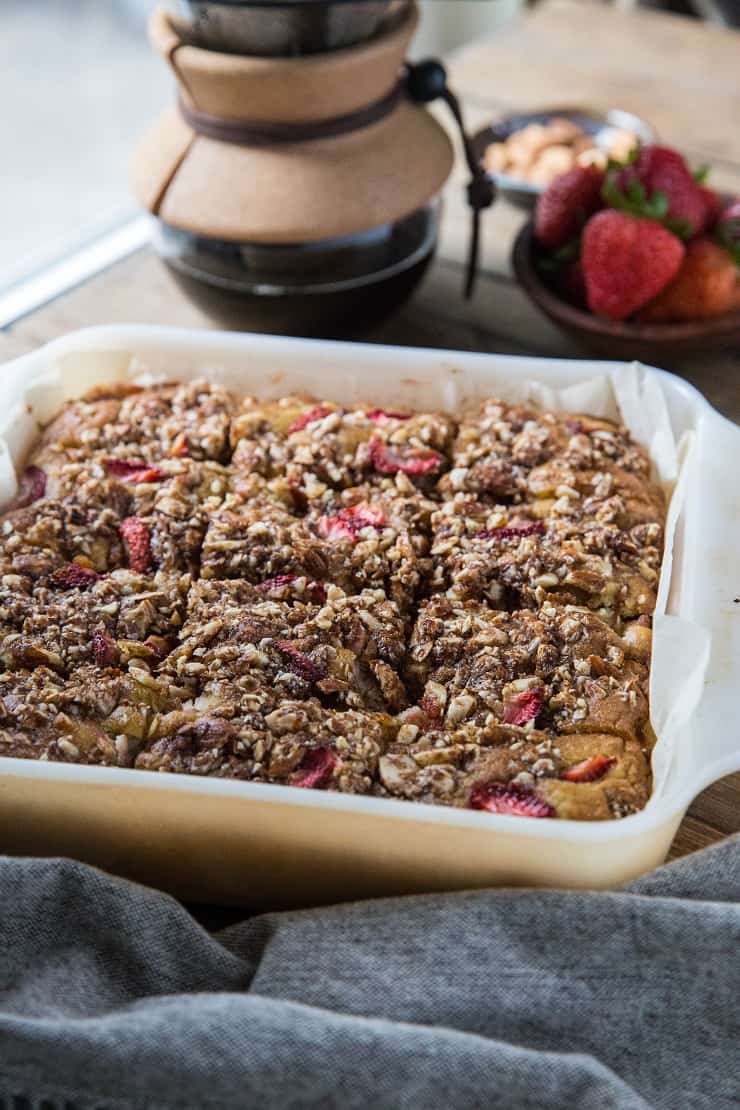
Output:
[{"xmin": 1, "ymin": 837, "xmax": 739, "ymax": 1110}]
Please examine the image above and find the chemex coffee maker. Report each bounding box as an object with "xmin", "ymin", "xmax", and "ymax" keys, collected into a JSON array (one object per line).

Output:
[{"xmin": 131, "ymin": 0, "xmax": 493, "ymax": 334}]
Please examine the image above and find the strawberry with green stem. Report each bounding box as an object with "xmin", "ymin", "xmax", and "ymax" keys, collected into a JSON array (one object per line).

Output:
[
  {"xmin": 639, "ymin": 236, "xmax": 738, "ymax": 322},
  {"xmin": 581, "ymin": 210, "xmax": 685, "ymax": 321},
  {"xmin": 605, "ymin": 145, "xmax": 710, "ymax": 239},
  {"xmin": 534, "ymin": 165, "xmax": 605, "ymax": 250}
]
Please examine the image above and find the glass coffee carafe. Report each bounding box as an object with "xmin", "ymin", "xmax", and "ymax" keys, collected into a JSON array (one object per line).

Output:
[
  {"xmin": 173, "ymin": 0, "xmax": 410, "ymax": 56},
  {"xmin": 133, "ymin": 1, "xmax": 460, "ymax": 335}
]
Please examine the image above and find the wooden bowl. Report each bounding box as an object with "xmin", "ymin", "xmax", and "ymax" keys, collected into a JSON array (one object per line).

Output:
[{"xmin": 511, "ymin": 221, "xmax": 740, "ymax": 360}]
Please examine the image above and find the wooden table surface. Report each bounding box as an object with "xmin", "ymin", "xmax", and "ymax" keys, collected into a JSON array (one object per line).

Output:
[{"xmin": 1, "ymin": 0, "xmax": 738, "ymax": 862}]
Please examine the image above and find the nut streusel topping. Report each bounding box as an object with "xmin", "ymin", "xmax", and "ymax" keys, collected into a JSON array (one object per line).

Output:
[
  {"xmin": 430, "ymin": 495, "xmax": 661, "ymax": 622},
  {"xmin": 231, "ymin": 396, "xmax": 454, "ymax": 494},
  {"xmin": 0, "ymin": 379, "xmax": 665, "ymax": 821}
]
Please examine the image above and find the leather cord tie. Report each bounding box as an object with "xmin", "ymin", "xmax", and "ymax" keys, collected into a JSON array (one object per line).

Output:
[
  {"xmin": 178, "ymin": 81, "xmax": 405, "ymax": 146},
  {"xmin": 405, "ymin": 59, "xmax": 496, "ymax": 300},
  {"xmin": 179, "ymin": 58, "xmax": 495, "ymax": 300}
]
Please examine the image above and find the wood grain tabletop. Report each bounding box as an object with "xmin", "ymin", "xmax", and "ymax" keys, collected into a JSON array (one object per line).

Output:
[{"xmin": 1, "ymin": 0, "xmax": 738, "ymax": 864}]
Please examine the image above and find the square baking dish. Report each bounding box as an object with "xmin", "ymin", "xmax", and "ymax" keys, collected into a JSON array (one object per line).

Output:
[{"xmin": 0, "ymin": 324, "xmax": 737, "ymax": 909}]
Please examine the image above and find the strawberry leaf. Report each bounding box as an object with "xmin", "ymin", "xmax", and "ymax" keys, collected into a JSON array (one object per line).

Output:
[
  {"xmin": 606, "ymin": 174, "xmax": 667, "ymax": 220},
  {"xmin": 646, "ymin": 190, "xmax": 669, "ymax": 221},
  {"xmin": 606, "ymin": 145, "xmax": 639, "ymax": 173},
  {"xmin": 602, "ymin": 171, "xmax": 633, "ymax": 213},
  {"xmin": 664, "ymin": 215, "xmax": 693, "ymax": 240},
  {"xmin": 535, "ymin": 237, "xmax": 580, "ymax": 273},
  {"xmin": 715, "ymin": 216, "xmax": 740, "ymax": 266},
  {"xmin": 602, "ymin": 173, "xmax": 691, "ymax": 239},
  {"xmin": 693, "ymin": 163, "xmax": 710, "ymax": 184},
  {"xmin": 716, "ymin": 237, "xmax": 740, "ymax": 266}
]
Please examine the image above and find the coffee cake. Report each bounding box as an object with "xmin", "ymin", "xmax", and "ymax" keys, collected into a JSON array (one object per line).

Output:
[{"xmin": 0, "ymin": 378, "xmax": 665, "ymax": 821}]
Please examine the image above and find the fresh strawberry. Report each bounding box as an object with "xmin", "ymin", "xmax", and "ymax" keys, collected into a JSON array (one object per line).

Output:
[
  {"xmin": 609, "ymin": 146, "xmax": 708, "ymax": 238},
  {"xmin": 469, "ymin": 781, "xmax": 556, "ymax": 818},
  {"xmin": 476, "ymin": 522, "xmax": 545, "ymax": 541},
  {"xmin": 502, "ymin": 687, "xmax": 544, "ymax": 727},
  {"xmin": 365, "ymin": 408, "xmax": 412, "ymax": 424},
  {"xmin": 92, "ymin": 626, "xmax": 120, "ymax": 668},
  {"xmin": 292, "ymin": 746, "xmax": 337, "ymax": 789},
  {"xmin": 317, "ymin": 502, "xmax": 385, "ymax": 542},
  {"xmin": 581, "ymin": 211, "xmax": 684, "ymax": 321},
  {"xmin": 119, "ymin": 517, "xmax": 152, "ymax": 574},
  {"xmin": 561, "ymin": 754, "xmax": 616, "ymax": 783},
  {"xmin": 49, "ymin": 563, "xmax": 99, "ymax": 589},
  {"xmin": 639, "ymin": 237, "xmax": 737, "ymax": 322},
  {"xmin": 105, "ymin": 459, "xmax": 166, "ymax": 484},
  {"xmin": 275, "ymin": 641, "xmax": 325, "ymax": 684},
  {"xmin": 9, "ymin": 465, "xmax": 46, "ymax": 510},
  {"xmin": 257, "ymin": 574, "xmax": 326, "ymax": 602},
  {"xmin": 368, "ymin": 438, "xmax": 443, "ymax": 477},
  {"xmin": 534, "ymin": 165, "xmax": 605, "ymax": 250},
  {"xmin": 287, "ymin": 406, "xmax": 334, "ymax": 434}
]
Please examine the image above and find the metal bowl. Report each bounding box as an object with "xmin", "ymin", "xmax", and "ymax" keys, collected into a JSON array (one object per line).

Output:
[
  {"xmin": 174, "ymin": 0, "xmax": 409, "ymax": 55},
  {"xmin": 152, "ymin": 202, "xmax": 439, "ymax": 335},
  {"xmin": 473, "ymin": 107, "xmax": 656, "ymax": 211}
]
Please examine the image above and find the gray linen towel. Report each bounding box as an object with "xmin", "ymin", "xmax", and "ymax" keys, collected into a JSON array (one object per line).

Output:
[{"xmin": 1, "ymin": 837, "xmax": 739, "ymax": 1110}]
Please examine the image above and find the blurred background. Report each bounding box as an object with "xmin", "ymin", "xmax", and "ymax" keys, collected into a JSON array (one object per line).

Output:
[{"xmin": 2, "ymin": 0, "xmax": 737, "ymax": 303}]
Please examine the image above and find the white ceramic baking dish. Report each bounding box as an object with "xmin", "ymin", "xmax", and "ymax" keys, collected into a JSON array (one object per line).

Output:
[{"xmin": 0, "ymin": 325, "xmax": 738, "ymax": 909}]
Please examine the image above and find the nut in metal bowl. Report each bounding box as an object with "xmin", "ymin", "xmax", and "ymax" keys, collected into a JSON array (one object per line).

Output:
[{"xmin": 473, "ymin": 106, "xmax": 656, "ymax": 211}]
